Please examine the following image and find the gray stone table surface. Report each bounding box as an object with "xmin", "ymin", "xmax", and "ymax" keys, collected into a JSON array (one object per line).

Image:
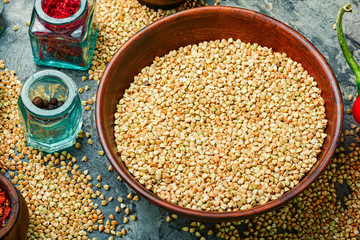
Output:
[{"xmin": 0, "ymin": 0, "xmax": 360, "ymax": 239}]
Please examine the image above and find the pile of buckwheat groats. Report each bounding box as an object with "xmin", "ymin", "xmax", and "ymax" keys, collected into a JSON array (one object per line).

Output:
[
  {"xmin": 0, "ymin": 0, "xmax": 206, "ymax": 239},
  {"xmin": 114, "ymin": 38, "xmax": 327, "ymax": 212}
]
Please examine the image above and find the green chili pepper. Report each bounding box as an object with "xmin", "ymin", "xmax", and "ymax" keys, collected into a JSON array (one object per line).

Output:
[{"xmin": 336, "ymin": 3, "xmax": 360, "ymax": 124}]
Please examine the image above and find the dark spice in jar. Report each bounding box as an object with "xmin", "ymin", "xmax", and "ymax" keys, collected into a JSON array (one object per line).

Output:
[
  {"xmin": 32, "ymin": 96, "xmax": 44, "ymax": 108},
  {"xmin": 32, "ymin": 96, "xmax": 65, "ymax": 110},
  {"xmin": 0, "ymin": 188, "xmax": 11, "ymax": 230},
  {"xmin": 49, "ymin": 97, "xmax": 58, "ymax": 105},
  {"xmin": 43, "ymin": 99, "xmax": 49, "ymax": 108},
  {"xmin": 56, "ymin": 101, "xmax": 64, "ymax": 108}
]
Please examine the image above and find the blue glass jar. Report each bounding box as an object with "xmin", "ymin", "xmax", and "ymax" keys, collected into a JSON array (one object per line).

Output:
[
  {"xmin": 18, "ymin": 70, "xmax": 82, "ymax": 153},
  {"xmin": 0, "ymin": 0, "xmax": 5, "ymax": 35},
  {"xmin": 29, "ymin": 0, "xmax": 98, "ymax": 70}
]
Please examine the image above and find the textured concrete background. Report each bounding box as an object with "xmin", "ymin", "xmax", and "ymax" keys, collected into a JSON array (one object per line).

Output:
[{"xmin": 0, "ymin": 0, "xmax": 359, "ymax": 239}]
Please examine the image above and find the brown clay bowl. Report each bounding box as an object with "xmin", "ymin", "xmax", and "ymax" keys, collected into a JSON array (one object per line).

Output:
[
  {"xmin": 96, "ymin": 6, "xmax": 343, "ymax": 221},
  {"xmin": 0, "ymin": 174, "xmax": 29, "ymax": 239},
  {"xmin": 139, "ymin": 0, "xmax": 186, "ymax": 9}
]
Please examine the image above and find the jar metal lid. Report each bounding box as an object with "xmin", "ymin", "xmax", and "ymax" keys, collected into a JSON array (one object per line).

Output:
[{"xmin": 21, "ymin": 70, "xmax": 77, "ymax": 118}]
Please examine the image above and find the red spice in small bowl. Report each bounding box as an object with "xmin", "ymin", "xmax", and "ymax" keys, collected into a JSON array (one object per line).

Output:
[
  {"xmin": 0, "ymin": 188, "xmax": 11, "ymax": 230},
  {"xmin": 42, "ymin": 0, "xmax": 80, "ymax": 19}
]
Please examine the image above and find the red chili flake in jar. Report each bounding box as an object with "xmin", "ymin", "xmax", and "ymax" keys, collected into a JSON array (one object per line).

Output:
[
  {"xmin": 42, "ymin": 0, "xmax": 80, "ymax": 19},
  {"xmin": 0, "ymin": 188, "xmax": 11, "ymax": 230}
]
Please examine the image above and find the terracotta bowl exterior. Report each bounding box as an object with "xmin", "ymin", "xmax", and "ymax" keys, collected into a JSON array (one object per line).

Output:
[
  {"xmin": 139, "ymin": 0, "xmax": 186, "ymax": 9},
  {"xmin": 96, "ymin": 6, "xmax": 343, "ymax": 221},
  {"xmin": 0, "ymin": 174, "xmax": 29, "ymax": 239}
]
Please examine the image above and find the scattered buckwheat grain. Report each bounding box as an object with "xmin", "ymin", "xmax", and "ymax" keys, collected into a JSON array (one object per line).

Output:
[{"xmin": 91, "ymin": 0, "xmax": 206, "ymax": 82}]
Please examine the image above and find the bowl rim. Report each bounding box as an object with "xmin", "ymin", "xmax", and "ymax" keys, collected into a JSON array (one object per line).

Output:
[
  {"xmin": 138, "ymin": 0, "xmax": 186, "ymax": 9},
  {"xmin": 96, "ymin": 6, "xmax": 343, "ymax": 221},
  {"xmin": 0, "ymin": 174, "xmax": 20, "ymax": 237}
]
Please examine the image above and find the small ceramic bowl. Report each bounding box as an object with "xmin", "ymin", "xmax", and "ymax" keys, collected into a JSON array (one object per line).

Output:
[
  {"xmin": 96, "ymin": 6, "xmax": 343, "ymax": 221},
  {"xmin": 0, "ymin": 174, "xmax": 29, "ymax": 240},
  {"xmin": 139, "ymin": 0, "xmax": 186, "ymax": 9}
]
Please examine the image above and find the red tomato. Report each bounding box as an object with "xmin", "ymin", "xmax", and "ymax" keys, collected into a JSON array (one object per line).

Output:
[{"xmin": 352, "ymin": 97, "xmax": 360, "ymax": 124}]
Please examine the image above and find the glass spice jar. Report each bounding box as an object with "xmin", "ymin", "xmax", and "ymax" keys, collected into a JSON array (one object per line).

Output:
[
  {"xmin": 0, "ymin": 0, "xmax": 5, "ymax": 35},
  {"xmin": 18, "ymin": 70, "xmax": 83, "ymax": 153},
  {"xmin": 28, "ymin": 0, "xmax": 98, "ymax": 70}
]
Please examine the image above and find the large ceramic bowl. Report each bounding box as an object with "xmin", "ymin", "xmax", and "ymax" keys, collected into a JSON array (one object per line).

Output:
[
  {"xmin": 96, "ymin": 6, "xmax": 343, "ymax": 221},
  {"xmin": 0, "ymin": 174, "xmax": 29, "ymax": 239}
]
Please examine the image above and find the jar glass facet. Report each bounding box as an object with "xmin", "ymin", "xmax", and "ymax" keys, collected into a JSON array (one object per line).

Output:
[
  {"xmin": 0, "ymin": 0, "xmax": 5, "ymax": 35},
  {"xmin": 18, "ymin": 70, "xmax": 83, "ymax": 153},
  {"xmin": 29, "ymin": 0, "xmax": 98, "ymax": 70}
]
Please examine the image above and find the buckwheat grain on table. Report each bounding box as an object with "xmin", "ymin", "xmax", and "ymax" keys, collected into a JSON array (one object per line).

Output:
[{"xmin": 114, "ymin": 38, "xmax": 327, "ymax": 212}]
